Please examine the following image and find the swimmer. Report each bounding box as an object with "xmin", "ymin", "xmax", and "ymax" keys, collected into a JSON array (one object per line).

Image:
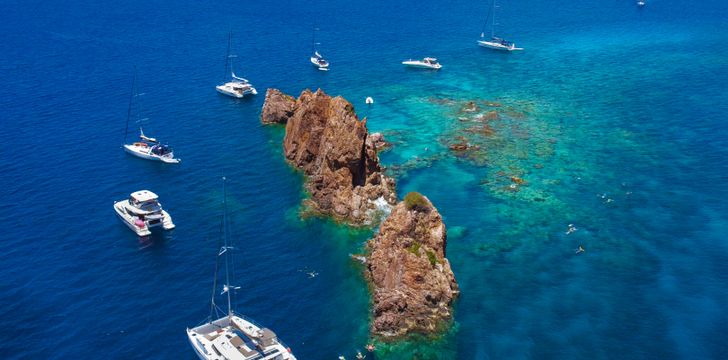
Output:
[
  {"xmin": 565, "ymin": 224, "xmax": 578, "ymax": 235},
  {"xmin": 605, "ymin": 198, "xmax": 613, "ymax": 203},
  {"xmin": 356, "ymin": 351, "xmax": 366, "ymax": 359},
  {"xmin": 574, "ymin": 245, "xmax": 585, "ymax": 254},
  {"xmin": 366, "ymin": 344, "xmax": 376, "ymax": 352}
]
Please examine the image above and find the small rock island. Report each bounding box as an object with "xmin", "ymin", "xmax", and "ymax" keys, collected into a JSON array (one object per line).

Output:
[
  {"xmin": 262, "ymin": 89, "xmax": 458, "ymax": 339},
  {"xmin": 366, "ymin": 192, "xmax": 459, "ymax": 338},
  {"xmin": 262, "ymin": 88, "xmax": 397, "ymax": 225}
]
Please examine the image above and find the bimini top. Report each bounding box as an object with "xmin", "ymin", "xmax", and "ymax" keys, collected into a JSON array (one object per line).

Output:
[
  {"xmin": 130, "ymin": 190, "xmax": 159, "ymax": 203},
  {"xmin": 424, "ymin": 57, "xmax": 438, "ymax": 62}
]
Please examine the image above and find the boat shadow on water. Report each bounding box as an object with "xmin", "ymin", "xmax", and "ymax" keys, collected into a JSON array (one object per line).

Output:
[{"xmin": 137, "ymin": 230, "xmax": 173, "ymax": 250}]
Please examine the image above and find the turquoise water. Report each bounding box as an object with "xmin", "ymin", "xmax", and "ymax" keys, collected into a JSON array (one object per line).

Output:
[{"xmin": 1, "ymin": 0, "xmax": 727, "ymax": 358}]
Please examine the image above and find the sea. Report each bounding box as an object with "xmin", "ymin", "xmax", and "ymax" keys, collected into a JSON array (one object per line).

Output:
[{"xmin": 1, "ymin": 0, "xmax": 727, "ymax": 359}]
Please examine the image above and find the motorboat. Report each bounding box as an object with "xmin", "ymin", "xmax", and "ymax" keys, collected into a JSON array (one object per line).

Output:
[
  {"xmin": 217, "ymin": 31, "xmax": 257, "ymax": 98},
  {"xmin": 477, "ymin": 0, "xmax": 523, "ymax": 52},
  {"xmin": 402, "ymin": 57, "xmax": 442, "ymax": 70},
  {"xmin": 477, "ymin": 36, "xmax": 523, "ymax": 51},
  {"xmin": 187, "ymin": 177, "xmax": 296, "ymax": 360},
  {"xmin": 123, "ymin": 69, "xmax": 180, "ymax": 164},
  {"xmin": 310, "ymin": 51, "xmax": 329, "ymax": 71},
  {"xmin": 114, "ymin": 190, "xmax": 175, "ymax": 236},
  {"xmin": 124, "ymin": 128, "xmax": 180, "ymax": 164}
]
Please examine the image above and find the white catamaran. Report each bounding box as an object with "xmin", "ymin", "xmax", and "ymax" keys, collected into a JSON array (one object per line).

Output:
[
  {"xmin": 310, "ymin": 26, "xmax": 329, "ymax": 71},
  {"xmin": 187, "ymin": 177, "xmax": 296, "ymax": 360},
  {"xmin": 123, "ymin": 69, "xmax": 180, "ymax": 164},
  {"xmin": 477, "ymin": 0, "xmax": 523, "ymax": 52},
  {"xmin": 113, "ymin": 190, "xmax": 175, "ymax": 236},
  {"xmin": 216, "ymin": 32, "xmax": 257, "ymax": 98}
]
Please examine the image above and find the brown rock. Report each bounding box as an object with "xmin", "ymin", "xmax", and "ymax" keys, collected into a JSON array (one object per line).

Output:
[
  {"xmin": 365, "ymin": 194, "xmax": 459, "ymax": 338},
  {"xmin": 449, "ymin": 143, "xmax": 469, "ymax": 152},
  {"xmin": 481, "ymin": 110, "xmax": 499, "ymax": 121},
  {"xmin": 260, "ymin": 89, "xmax": 296, "ymax": 124},
  {"xmin": 510, "ymin": 176, "xmax": 526, "ymax": 185},
  {"xmin": 370, "ymin": 132, "xmax": 390, "ymax": 151},
  {"xmin": 262, "ymin": 88, "xmax": 396, "ymax": 225}
]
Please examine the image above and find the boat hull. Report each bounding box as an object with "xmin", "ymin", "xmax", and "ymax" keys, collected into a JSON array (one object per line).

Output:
[
  {"xmin": 123, "ymin": 144, "xmax": 180, "ymax": 164},
  {"xmin": 187, "ymin": 315, "xmax": 296, "ymax": 360},
  {"xmin": 477, "ymin": 40, "xmax": 523, "ymax": 51},
  {"xmin": 113, "ymin": 201, "xmax": 174, "ymax": 237},
  {"xmin": 216, "ymin": 83, "xmax": 257, "ymax": 99},
  {"xmin": 310, "ymin": 57, "xmax": 329, "ymax": 70},
  {"xmin": 402, "ymin": 61, "xmax": 442, "ymax": 70}
]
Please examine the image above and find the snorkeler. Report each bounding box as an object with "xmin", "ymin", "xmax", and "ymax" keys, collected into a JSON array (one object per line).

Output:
[
  {"xmin": 566, "ymin": 224, "xmax": 578, "ymax": 234},
  {"xmin": 575, "ymin": 246, "xmax": 585, "ymax": 254}
]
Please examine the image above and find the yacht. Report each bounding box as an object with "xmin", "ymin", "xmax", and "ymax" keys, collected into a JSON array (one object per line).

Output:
[
  {"xmin": 114, "ymin": 190, "xmax": 175, "ymax": 236},
  {"xmin": 477, "ymin": 0, "xmax": 523, "ymax": 51},
  {"xmin": 123, "ymin": 70, "xmax": 180, "ymax": 164},
  {"xmin": 310, "ymin": 27, "xmax": 329, "ymax": 71},
  {"xmin": 402, "ymin": 57, "xmax": 442, "ymax": 70},
  {"xmin": 217, "ymin": 32, "xmax": 257, "ymax": 98},
  {"xmin": 124, "ymin": 128, "xmax": 180, "ymax": 164},
  {"xmin": 187, "ymin": 177, "xmax": 296, "ymax": 360}
]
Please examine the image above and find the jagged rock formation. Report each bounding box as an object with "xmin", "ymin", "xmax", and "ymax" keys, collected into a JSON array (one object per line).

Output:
[
  {"xmin": 261, "ymin": 89, "xmax": 296, "ymax": 124},
  {"xmin": 261, "ymin": 88, "xmax": 396, "ymax": 224},
  {"xmin": 365, "ymin": 193, "xmax": 459, "ymax": 338}
]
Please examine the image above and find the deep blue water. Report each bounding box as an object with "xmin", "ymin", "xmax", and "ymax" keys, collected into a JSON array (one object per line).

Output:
[{"xmin": 1, "ymin": 0, "xmax": 728, "ymax": 359}]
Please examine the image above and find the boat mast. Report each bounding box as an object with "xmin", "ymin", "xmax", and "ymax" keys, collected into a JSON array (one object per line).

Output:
[
  {"xmin": 222, "ymin": 176, "xmax": 233, "ymax": 318},
  {"xmin": 124, "ymin": 67, "xmax": 136, "ymax": 145},
  {"xmin": 480, "ymin": 0, "xmax": 494, "ymax": 38},
  {"xmin": 311, "ymin": 25, "xmax": 316, "ymax": 54},
  {"xmin": 491, "ymin": 0, "xmax": 496, "ymax": 38},
  {"xmin": 224, "ymin": 31, "xmax": 232, "ymax": 81}
]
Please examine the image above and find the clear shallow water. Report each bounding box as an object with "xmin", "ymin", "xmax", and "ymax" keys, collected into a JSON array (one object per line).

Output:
[{"xmin": 1, "ymin": 0, "xmax": 727, "ymax": 359}]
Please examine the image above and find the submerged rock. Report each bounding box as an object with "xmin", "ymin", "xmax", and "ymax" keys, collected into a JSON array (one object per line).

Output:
[
  {"xmin": 370, "ymin": 132, "xmax": 391, "ymax": 151},
  {"xmin": 365, "ymin": 193, "xmax": 459, "ymax": 339},
  {"xmin": 262, "ymin": 88, "xmax": 396, "ymax": 225},
  {"xmin": 460, "ymin": 101, "xmax": 480, "ymax": 113}
]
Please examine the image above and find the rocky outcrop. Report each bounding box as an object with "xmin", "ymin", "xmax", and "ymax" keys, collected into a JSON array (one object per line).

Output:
[
  {"xmin": 369, "ymin": 132, "xmax": 390, "ymax": 151},
  {"xmin": 261, "ymin": 89, "xmax": 296, "ymax": 124},
  {"xmin": 365, "ymin": 193, "xmax": 459, "ymax": 338},
  {"xmin": 261, "ymin": 88, "xmax": 396, "ymax": 224}
]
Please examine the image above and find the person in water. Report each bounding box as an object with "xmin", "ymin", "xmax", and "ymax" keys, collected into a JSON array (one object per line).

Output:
[
  {"xmin": 575, "ymin": 245, "xmax": 585, "ymax": 254},
  {"xmin": 566, "ymin": 224, "xmax": 578, "ymax": 235}
]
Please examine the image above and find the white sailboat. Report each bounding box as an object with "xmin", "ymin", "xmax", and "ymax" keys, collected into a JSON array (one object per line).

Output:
[
  {"xmin": 216, "ymin": 32, "xmax": 257, "ymax": 98},
  {"xmin": 310, "ymin": 26, "xmax": 329, "ymax": 71},
  {"xmin": 187, "ymin": 177, "xmax": 297, "ymax": 360},
  {"xmin": 477, "ymin": 0, "xmax": 523, "ymax": 52},
  {"xmin": 123, "ymin": 69, "xmax": 180, "ymax": 164}
]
